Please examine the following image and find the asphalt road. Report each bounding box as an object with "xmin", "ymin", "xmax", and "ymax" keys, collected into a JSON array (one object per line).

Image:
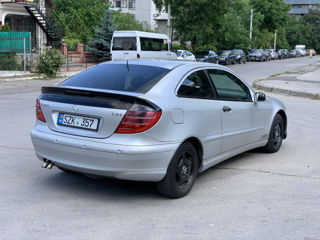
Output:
[{"xmin": 0, "ymin": 57, "xmax": 320, "ymax": 240}]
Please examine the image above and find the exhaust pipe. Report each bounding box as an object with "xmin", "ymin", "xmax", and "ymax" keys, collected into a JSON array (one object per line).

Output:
[{"xmin": 42, "ymin": 159, "xmax": 55, "ymax": 169}]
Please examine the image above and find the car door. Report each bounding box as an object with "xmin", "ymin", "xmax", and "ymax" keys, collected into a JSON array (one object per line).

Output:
[
  {"xmin": 207, "ymin": 69, "xmax": 268, "ymax": 152},
  {"xmin": 176, "ymin": 69, "xmax": 222, "ymax": 159}
]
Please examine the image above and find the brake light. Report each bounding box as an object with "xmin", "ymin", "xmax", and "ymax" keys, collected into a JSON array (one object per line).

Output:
[
  {"xmin": 115, "ymin": 104, "xmax": 161, "ymax": 134},
  {"xmin": 110, "ymin": 53, "xmax": 112, "ymax": 61},
  {"xmin": 36, "ymin": 98, "xmax": 46, "ymax": 122}
]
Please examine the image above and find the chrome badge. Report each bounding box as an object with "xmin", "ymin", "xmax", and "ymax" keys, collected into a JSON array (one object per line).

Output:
[{"xmin": 72, "ymin": 105, "xmax": 79, "ymax": 113}]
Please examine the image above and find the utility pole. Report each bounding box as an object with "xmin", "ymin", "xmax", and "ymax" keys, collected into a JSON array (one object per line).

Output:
[
  {"xmin": 167, "ymin": 4, "xmax": 171, "ymax": 40},
  {"xmin": 274, "ymin": 30, "xmax": 277, "ymax": 50},
  {"xmin": 249, "ymin": 9, "xmax": 253, "ymax": 49}
]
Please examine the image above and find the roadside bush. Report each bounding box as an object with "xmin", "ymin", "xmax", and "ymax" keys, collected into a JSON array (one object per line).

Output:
[
  {"xmin": 0, "ymin": 23, "xmax": 11, "ymax": 32},
  {"xmin": 171, "ymin": 43, "xmax": 181, "ymax": 50},
  {"xmin": 194, "ymin": 44, "xmax": 217, "ymax": 52},
  {"xmin": 36, "ymin": 48, "xmax": 64, "ymax": 77},
  {"xmin": 0, "ymin": 53, "xmax": 19, "ymax": 70}
]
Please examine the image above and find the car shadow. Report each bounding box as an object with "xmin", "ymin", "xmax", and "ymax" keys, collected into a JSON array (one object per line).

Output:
[
  {"xmin": 197, "ymin": 149, "xmax": 264, "ymax": 179},
  {"xmin": 37, "ymin": 149, "xmax": 265, "ymax": 200},
  {"xmin": 38, "ymin": 170, "xmax": 162, "ymax": 201}
]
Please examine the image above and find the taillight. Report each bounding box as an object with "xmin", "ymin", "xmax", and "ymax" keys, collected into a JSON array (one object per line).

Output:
[
  {"xmin": 36, "ymin": 98, "xmax": 46, "ymax": 122},
  {"xmin": 109, "ymin": 53, "xmax": 112, "ymax": 61},
  {"xmin": 137, "ymin": 53, "xmax": 140, "ymax": 59},
  {"xmin": 115, "ymin": 104, "xmax": 161, "ymax": 134}
]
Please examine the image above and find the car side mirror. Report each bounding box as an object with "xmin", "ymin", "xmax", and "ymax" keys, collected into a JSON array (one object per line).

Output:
[
  {"xmin": 254, "ymin": 92, "xmax": 266, "ymax": 102},
  {"xmin": 182, "ymin": 54, "xmax": 187, "ymax": 58}
]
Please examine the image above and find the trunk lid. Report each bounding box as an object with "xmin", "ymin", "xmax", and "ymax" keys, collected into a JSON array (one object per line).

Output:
[{"xmin": 39, "ymin": 87, "xmax": 149, "ymax": 139}]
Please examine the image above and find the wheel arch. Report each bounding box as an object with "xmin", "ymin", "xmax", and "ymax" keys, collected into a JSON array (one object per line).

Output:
[
  {"xmin": 182, "ymin": 137, "xmax": 204, "ymax": 170},
  {"xmin": 277, "ymin": 110, "xmax": 287, "ymax": 139}
]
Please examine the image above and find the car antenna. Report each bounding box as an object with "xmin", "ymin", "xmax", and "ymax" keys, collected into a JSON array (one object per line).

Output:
[{"xmin": 126, "ymin": 59, "xmax": 130, "ymax": 71}]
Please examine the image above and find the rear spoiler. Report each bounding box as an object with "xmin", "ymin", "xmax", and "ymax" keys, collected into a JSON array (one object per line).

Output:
[{"xmin": 40, "ymin": 86, "xmax": 160, "ymax": 111}]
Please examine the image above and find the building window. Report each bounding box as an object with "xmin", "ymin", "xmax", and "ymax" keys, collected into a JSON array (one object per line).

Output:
[
  {"xmin": 115, "ymin": 0, "xmax": 126, "ymax": 8},
  {"xmin": 129, "ymin": 0, "xmax": 136, "ymax": 9}
]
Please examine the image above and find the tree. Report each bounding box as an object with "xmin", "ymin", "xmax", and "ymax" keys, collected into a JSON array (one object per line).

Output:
[
  {"xmin": 50, "ymin": 0, "xmax": 109, "ymax": 46},
  {"xmin": 302, "ymin": 8, "xmax": 320, "ymax": 52},
  {"xmin": 249, "ymin": 0, "xmax": 290, "ymax": 48},
  {"xmin": 215, "ymin": 0, "xmax": 250, "ymax": 50},
  {"xmin": 88, "ymin": 9, "xmax": 116, "ymax": 61},
  {"xmin": 153, "ymin": 0, "xmax": 230, "ymax": 50},
  {"xmin": 250, "ymin": 0, "xmax": 290, "ymax": 31},
  {"xmin": 112, "ymin": 11, "xmax": 144, "ymax": 31}
]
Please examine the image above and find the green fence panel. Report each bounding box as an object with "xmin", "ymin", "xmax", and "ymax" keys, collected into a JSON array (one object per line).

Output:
[{"xmin": 0, "ymin": 32, "xmax": 32, "ymax": 53}]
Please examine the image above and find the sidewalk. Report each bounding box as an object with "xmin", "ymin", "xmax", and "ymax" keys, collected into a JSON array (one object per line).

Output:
[
  {"xmin": 253, "ymin": 60, "xmax": 320, "ymax": 100},
  {"xmin": 0, "ymin": 70, "xmax": 79, "ymax": 82}
]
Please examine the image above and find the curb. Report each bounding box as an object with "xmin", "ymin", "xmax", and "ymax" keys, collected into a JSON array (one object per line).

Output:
[{"xmin": 253, "ymin": 81, "xmax": 320, "ymax": 100}]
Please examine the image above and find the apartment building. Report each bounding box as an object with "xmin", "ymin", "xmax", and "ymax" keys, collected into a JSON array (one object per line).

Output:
[
  {"xmin": 110, "ymin": 0, "xmax": 168, "ymax": 33},
  {"xmin": 284, "ymin": 0, "xmax": 320, "ymax": 16}
]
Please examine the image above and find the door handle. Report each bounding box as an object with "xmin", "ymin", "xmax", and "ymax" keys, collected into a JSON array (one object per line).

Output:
[{"xmin": 223, "ymin": 106, "xmax": 232, "ymax": 112}]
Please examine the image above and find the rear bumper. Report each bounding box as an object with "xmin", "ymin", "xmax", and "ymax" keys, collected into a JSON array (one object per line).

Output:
[{"xmin": 30, "ymin": 129, "xmax": 179, "ymax": 182}]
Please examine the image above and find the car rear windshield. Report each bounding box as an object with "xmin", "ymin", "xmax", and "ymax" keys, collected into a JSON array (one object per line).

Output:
[
  {"xmin": 59, "ymin": 64, "xmax": 170, "ymax": 93},
  {"xmin": 112, "ymin": 37, "xmax": 137, "ymax": 51}
]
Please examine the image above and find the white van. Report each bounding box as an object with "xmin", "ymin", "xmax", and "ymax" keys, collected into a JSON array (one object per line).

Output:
[
  {"xmin": 110, "ymin": 31, "xmax": 177, "ymax": 60},
  {"xmin": 295, "ymin": 45, "xmax": 306, "ymax": 56}
]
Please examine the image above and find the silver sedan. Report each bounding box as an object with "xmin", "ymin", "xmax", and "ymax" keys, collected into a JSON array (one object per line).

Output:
[{"xmin": 31, "ymin": 60, "xmax": 287, "ymax": 198}]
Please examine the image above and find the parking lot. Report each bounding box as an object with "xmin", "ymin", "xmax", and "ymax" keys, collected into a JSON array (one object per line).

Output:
[{"xmin": 1, "ymin": 56, "xmax": 320, "ymax": 240}]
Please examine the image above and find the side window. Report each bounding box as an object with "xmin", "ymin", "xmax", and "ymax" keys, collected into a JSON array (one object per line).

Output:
[
  {"xmin": 207, "ymin": 69, "xmax": 252, "ymax": 102},
  {"xmin": 112, "ymin": 37, "xmax": 137, "ymax": 51},
  {"xmin": 140, "ymin": 37, "xmax": 167, "ymax": 51},
  {"xmin": 177, "ymin": 70, "xmax": 214, "ymax": 99}
]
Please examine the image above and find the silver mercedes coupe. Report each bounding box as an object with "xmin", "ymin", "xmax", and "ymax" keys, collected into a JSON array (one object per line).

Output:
[{"xmin": 31, "ymin": 60, "xmax": 287, "ymax": 198}]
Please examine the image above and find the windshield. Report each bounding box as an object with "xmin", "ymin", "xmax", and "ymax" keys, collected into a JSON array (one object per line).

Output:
[
  {"xmin": 60, "ymin": 64, "xmax": 170, "ymax": 93},
  {"xmin": 176, "ymin": 51, "xmax": 182, "ymax": 57},
  {"xmin": 195, "ymin": 51, "xmax": 209, "ymax": 58},
  {"xmin": 250, "ymin": 49, "xmax": 261, "ymax": 53},
  {"xmin": 219, "ymin": 50, "xmax": 231, "ymax": 56},
  {"xmin": 231, "ymin": 50, "xmax": 241, "ymax": 55}
]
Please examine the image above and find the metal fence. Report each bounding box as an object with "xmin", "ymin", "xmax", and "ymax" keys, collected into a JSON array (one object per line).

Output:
[
  {"xmin": 0, "ymin": 33, "xmax": 32, "ymax": 72},
  {"xmin": 61, "ymin": 51, "xmax": 101, "ymax": 72}
]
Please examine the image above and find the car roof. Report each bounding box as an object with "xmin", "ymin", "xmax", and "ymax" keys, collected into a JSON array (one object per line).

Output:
[
  {"xmin": 99, "ymin": 60, "xmax": 228, "ymax": 71},
  {"xmin": 100, "ymin": 60, "xmax": 188, "ymax": 70}
]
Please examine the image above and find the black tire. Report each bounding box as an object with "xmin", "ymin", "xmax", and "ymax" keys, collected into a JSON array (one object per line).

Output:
[
  {"xmin": 262, "ymin": 114, "xmax": 284, "ymax": 153},
  {"xmin": 156, "ymin": 142, "xmax": 199, "ymax": 198}
]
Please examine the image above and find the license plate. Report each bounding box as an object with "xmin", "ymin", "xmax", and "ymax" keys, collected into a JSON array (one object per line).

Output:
[{"xmin": 57, "ymin": 113, "xmax": 99, "ymax": 131}]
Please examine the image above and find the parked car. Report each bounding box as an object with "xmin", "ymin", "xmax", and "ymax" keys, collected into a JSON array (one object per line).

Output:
[
  {"xmin": 295, "ymin": 49, "xmax": 302, "ymax": 57},
  {"xmin": 110, "ymin": 31, "xmax": 176, "ymax": 60},
  {"xmin": 289, "ymin": 49, "xmax": 298, "ymax": 58},
  {"xmin": 217, "ymin": 50, "xmax": 236, "ymax": 65},
  {"xmin": 278, "ymin": 49, "xmax": 290, "ymax": 59},
  {"xmin": 277, "ymin": 49, "xmax": 285, "ymax": 59},
  {"xmin": 231, "ymin": 49, "xmax": 246, "ymax": 64},
  {"xmin": 264, "ymin": 49, "xmax": 272, "ymax": 61},
  {"xmin": 247, "ymin": 49, "xmax": 267, "ymax": 62},
  {"xmin": 31, "ymin": 60, "xmax": 287, "ymax": 198},
  {"xmin": 195, "ymin": 50, "xmax": 219, "ymax": 63},
  {"xmin": 176, "ymin": 50, "xmax": 196, "ymax": 61},
  {"xmin": 265, "ymin": 49, "xmax": 278, "ymax": 60}
]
